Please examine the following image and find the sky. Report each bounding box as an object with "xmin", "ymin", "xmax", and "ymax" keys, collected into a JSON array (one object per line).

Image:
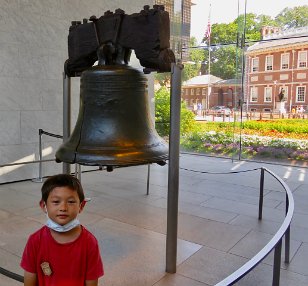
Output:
[{"xmin": 191, "ymin": 0, "xmax": 308, "ymax": 43}]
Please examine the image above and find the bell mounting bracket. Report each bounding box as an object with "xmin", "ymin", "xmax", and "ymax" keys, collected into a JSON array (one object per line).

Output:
[{"xmin": 64, "ymin": 5, "xmax": 175, "ymax": 77}]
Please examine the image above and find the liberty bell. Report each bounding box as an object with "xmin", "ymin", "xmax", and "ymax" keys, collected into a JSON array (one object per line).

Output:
[{"xmin": 55, "ymin": 6, "xmax": 175, "ymax": 168}]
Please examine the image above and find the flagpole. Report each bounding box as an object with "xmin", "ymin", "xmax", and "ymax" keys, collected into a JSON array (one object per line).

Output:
[
  {"xmin": 207, "ymin": 39, "xmax": 211, "ymax": 110},
  {"xmin": 207, "ymin": 4, "xmax": 212, "ymax": 110}
]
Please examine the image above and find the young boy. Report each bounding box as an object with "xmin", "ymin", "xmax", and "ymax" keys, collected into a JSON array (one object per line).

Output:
[{"xmin": 21, "ymin": 174, "xmax": 104, "ymax": 286}]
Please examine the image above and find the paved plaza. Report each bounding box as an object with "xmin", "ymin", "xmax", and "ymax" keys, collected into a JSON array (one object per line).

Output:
[{"xmin": 0, "ymin": 154, "xmax": 308, "ymax": 285}]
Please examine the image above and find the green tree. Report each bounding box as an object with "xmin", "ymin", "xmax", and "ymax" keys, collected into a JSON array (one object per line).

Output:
[
  {"xmin": 182, "ymin": 37, "xmax": 206, "ymax": 81},
  {"xmin": 257, "ymin": 14, "xmax": 278, "ymax": 28},
  {"xmin": 210, "ymin": 45, "xmax": 240, "ymax": 79},
  {"xmin": 210, "ymin": 22, "xmax": 238, "ymax": 45},
  {"xmin": 203, "ymin": 13, "xmax": 276, "ymax": 79},
  {"xmin": 275, "ymin": 6, "xmax": 308, "ymax": 29},
  {"xmin": 155, "ymin": 87, "xmax": 196, "ymax": 137}
]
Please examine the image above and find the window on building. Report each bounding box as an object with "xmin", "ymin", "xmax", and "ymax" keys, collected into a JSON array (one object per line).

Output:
[
  {"xmin": 296, "ymin": 86, "xmax": 305, "ymax": 102},
  {"xmin": 186, "ymin": 89, "xmax": 189, "ymax": 96},
  {"xmin": 196, "ymin": 88, "xmax": 200, "ymax": 95},
  {"xmin": 265, "ymin": 55, "xmax": 273, "ymax": 71},
  {"xmin": 202, "ymin": 88, "xmax": 206, "ymax": 95},
  {"xmin": 281, "ymin": 53, "xmax": 289, "ymax": 69},
  {"xmin": 250, "ymin": 86, "xmax": 258, "ymax": 102},
  {"xmin": 191, "ymin": 88, "xmax": 194, "ymax": 95},
  {"xmin": 252, "ymin": 57, "xmax": 259, "ymax": 72},
  {"xmin": 264, "ymin": 87, "xmax": 272, "ymax": 102},
  {"xmin": 298, "ymin": 51, "xmax": 307, "ymax": 68}
]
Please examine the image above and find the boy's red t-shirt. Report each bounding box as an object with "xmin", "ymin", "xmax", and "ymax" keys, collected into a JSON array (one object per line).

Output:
[{"xmin": 21, "ymin": 225, "xmax": 104, "ymax": 286}]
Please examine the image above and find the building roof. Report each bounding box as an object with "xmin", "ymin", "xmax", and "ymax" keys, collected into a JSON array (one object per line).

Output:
[
  {"xmin": 214, "ymin": 78, "xmax": 242, "ymax": 86},
  {"xmin": 183, "ymin": 74, "xmax": 222, "ymax": 86},
  {"xmin": 247, "ymin": 26, "xmax": 308, "ymax": 54}
]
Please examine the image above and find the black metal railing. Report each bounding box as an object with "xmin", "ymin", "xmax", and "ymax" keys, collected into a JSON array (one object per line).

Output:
[
  {"xmin": 0, "ymin": 266, "xmax": 23, "ymax": 283},
  {"xmin": 34, "ymin": 129, "xmax": 63, "ymax": 182},
  {"xmin": 0, "ymin": 129, "xmax": 63, "ymax": 183},
  {"xmin": 214, "ymin": 167, "xmax": 294, "ymax": 286}
]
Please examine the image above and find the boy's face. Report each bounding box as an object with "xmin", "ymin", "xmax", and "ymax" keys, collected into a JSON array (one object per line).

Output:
[{"xmin": 40, "ymin": 186, "xmax": 83, "ymax": 226}]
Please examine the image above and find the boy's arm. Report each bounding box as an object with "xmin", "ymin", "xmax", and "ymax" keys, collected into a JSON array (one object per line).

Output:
[
  {"xmin": 85, "ymin": 280, "xmax": 98, "ymax": 286},
  {"xmin": 23, "ymin": 271, "xmax": 37, "ymax": 286}
]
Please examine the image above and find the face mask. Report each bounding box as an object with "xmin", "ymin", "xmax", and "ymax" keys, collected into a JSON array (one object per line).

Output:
[{"xmin": 45, "ymin": 214, "xmax": 80, "ymax": 233}]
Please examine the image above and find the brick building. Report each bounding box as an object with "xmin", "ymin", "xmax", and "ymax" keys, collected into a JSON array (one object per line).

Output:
[
  {"xmin": 182, "ymin": 75, "xmax": 244, "ymax": 111},
  {"xmin": 182, "ymin": 74, "xmax": 221, "ymax": 110},
  {"xmin": 211, "ymin": 79, "xmax": 242, "ymax": 109},
  {"xmin": 246, "ymin": 26, "xmax": 308, "ymax": 112}
]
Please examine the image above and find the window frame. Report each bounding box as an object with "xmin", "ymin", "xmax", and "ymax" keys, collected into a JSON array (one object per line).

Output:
[
  {"xmin": 251, "ymin": 57, "xmax": 259, "ymax": 72},
  {"xmin": 298, "ymin": 51, "xmax": 307, "ymax": 68},
  {"xmin": 264, "ymin": 87, "xmax": 272, "ymax": 102},
  {"xmin": 281, "ymin": 53, "xmax": 289, "ymax": 70},
  {"xmin": 265, "ymin": 55, "xmax": 273, "ymax": 71},
  {"xmin": 250, "ymin": 86, "xmax": 258, "ymax": 102},
  {"xmin": 296, "ymin": 86, "xmax": 306, "ymax": 102}
]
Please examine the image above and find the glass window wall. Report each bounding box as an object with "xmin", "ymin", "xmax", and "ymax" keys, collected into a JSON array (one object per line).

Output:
[{"xmin": 155, "ymin": 0, "xmax": 308, "ymax": 166}]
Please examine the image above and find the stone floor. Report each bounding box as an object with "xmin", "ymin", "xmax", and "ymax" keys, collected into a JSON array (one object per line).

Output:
[{"xmin": 0, "ymin": 154, "xmax": 308, "ymax": 285}]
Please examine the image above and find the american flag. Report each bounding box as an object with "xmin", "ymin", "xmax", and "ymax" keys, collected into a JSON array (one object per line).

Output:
[
  {"xmin": 205, "ymin": 19, "xmax": 211, "ymax": 40},
  {"xmin": 204, "ymin": 4, "xmax": 212, "ymax": 43}
]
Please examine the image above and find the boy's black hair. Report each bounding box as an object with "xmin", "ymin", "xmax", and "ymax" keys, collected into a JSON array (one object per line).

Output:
[{"xmin": 41, "ymin": 174, "xmax": 85, "ymax": 203}]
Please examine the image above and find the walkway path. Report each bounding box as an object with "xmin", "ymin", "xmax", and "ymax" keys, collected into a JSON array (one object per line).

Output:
[{"xmin": 1, "ymin": 154, "xmax": 307, "ymax": 285}]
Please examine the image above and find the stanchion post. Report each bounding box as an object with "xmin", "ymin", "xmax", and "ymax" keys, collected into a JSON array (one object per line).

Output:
[
  {"xmin": 285, "ymin": 193, "xmax": 290, "ymax": 263},
  {"xmin": 272, "ymin": 239, "xmax": 282, "ymax": 286},
  {"xmin": 63, "ymin": 72, "xmax": 71, "ymax": 174},
  {"xmin": 38, "ymin": 129, "xmax": 43, "ymax": 180},
  {"xmin": 146, "ymin": 164, "xmax": 150, "ymax": 195},
  {"xmin": 259, "ymin": 167, "xmax": 264, "ymax": 220},
  {"xmin": 32, "ymin": 129, "xmax": 43, "ymax": 182},
  {"xmin": 166, "ymin": 61, "xmax": 183, "ymax": 273}
]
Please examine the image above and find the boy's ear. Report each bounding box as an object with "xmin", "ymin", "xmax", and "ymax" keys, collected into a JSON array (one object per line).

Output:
[
  {"xmin": 79, "ymin": 201, "xmax": 86, "ymax": 213},
  {"xmin": 79, "ymin": 198, "xmax": 90, "ymax": 213},
  {"xmin": 39, "ymin": 200, "xmax": 47, "ymax": 213}
]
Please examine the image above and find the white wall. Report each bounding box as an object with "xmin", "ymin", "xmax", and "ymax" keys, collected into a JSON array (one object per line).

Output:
[{"xmin": 0, "ymin": 0, "xmax": 154, "ymax": 183}]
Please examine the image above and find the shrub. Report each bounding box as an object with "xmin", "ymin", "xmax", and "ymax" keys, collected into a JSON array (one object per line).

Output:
[{"xmin": 155, "ymin": 87, "xmax": 196, "ymax": 137}]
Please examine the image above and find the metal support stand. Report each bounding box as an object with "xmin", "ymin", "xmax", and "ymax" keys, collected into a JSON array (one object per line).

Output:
[
  {"xmin": 259, "ymin": 167, "xmax": 265, "ymax": 220},
  {"xmin": 146, "ymin": 164, "xmax": 150, "ymax": 195},
  {"xmin": 32, "ymin": 129, "xmax": 44, "ymax": 182},
  {"xmin": 285, "ymin": 193, "xmax": 290, "ymax": 263},
  {"xmin": 166, "ymin": 61, "xmax": 183, "ymax": 273},
  {"xmin": 272, "ymin": 239, "xmax": 282, "ymax": 286},
  {"xmin": 63, "ymin": 72, "xmax": 71, "ymax": 174},
  {"xmin": 74, "ymin": 164, "xmax": 82, "ymax": 181}
]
